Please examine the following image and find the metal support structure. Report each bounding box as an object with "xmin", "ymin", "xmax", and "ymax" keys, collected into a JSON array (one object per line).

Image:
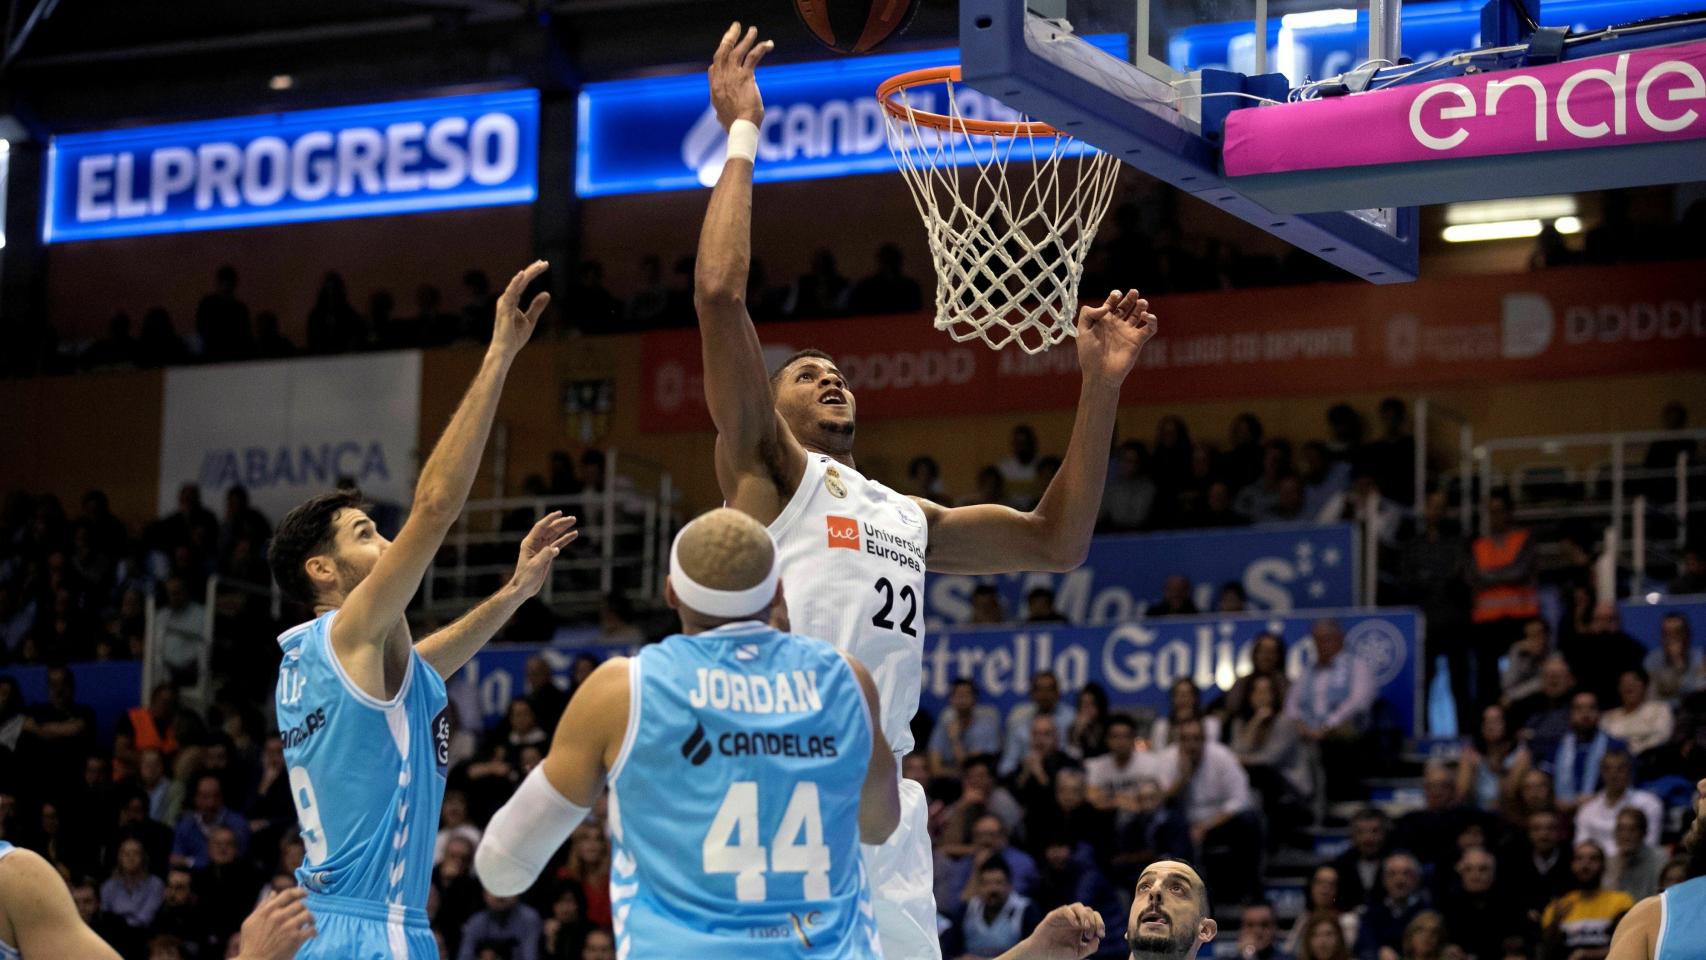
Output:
[
  {"xmin": 1611, "ymin": 439, "xmax": 1625, "ymax": 540},
  {"xmin": 1681, "ymin": 451, "xmax": 1691, "ymax": 548},
  {"xmin": 600, "ymin": 449, "xmax": 618, "ymax": 596},
  {"xmin": 1254, "ymin": 0, "xmax": 1268, "ymax": 76},
  {"xmin": 1460, "ymin": 424, "xmax": 1473, "ymax": 534},
  {"xmin": 1369, "ymin": 0, "xmax": 1403, "ymax": 68},
  {"xmin": 1632, "ymin": 495, "xmax": 1647, "ymax": 594},
  {"xmin": 656, "ymin": 473, "xmax": 673, "ymax": 598},
  {"xmin": 1363, "ymin": 489, "xmax": 1380, "ymax": 604}
]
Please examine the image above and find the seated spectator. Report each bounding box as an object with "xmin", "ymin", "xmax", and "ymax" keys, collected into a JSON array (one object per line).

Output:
[
  {"xmin": 1657, "ymin": 856, "xmax": 1690, "ymax": 894},
  {"xmin": 1085, "ymin": 715, "xmax": 1149, "ymax": 815},
  {"xmin": 1288, "ymin": 618, "xmax": 1375, "ymax": 802},
  {"xmin": 1217, "ymin": 581, "xmax": 1248, "ymax": 613},
  {"xmin": 435, "ymin": 835, "xmax": 486, "ymax": 952},
  {"xmin": 962, "ymin": 466, "xmax": 1008, "ymax": 507},
  {"xmin": 1668, "ymin": 545, "xmax": 1705, "ymax": 595},
  {"xmin": 150, "ymin": 866, "xmax": 219, "ymax": 959},
  {"xmin": 71, "ymin": 878, "xmax": 136, "ymax": 956},
  {"xmin": 436, "ymin": 790, "xmax": 484, "ymax": 866},
  {"xmin": 558, "ymin": 823, "xmax": 612, "ymax": 930},
  {"xmin": 153, "ymin": 576, "xmax": 208, "ymax": 687},
  {"xmin": 1511, "ymin": 656, "xmax": 1577, "ymax": 765},
  {"xmin": 930, "ymin": 679, "xmax": 1004, "ymax": 777},
  {"xmin": 1254, "ymin": 474, "xmax": 1310, "ymax": 526},
  {"xmin": 523, "ymin": 656, "xmax": 569, "ymax": 738},
  {"xmin": 1299, "ymin": 441, "xmax": 1351, "ymax": 519},
  {"xmin": 540, "ymin": 885, "xmax": 593, "ymax": 960},
  {"xmin": 458, "ymin": 891, "xmax": 543, "ymax": 960},
  {"xmin": 1189, "ymin": 481, "xmax": 1249, "ymax": 529},
  {"xmin": 1500, "ymin": 810, "xmax": 1574, "ymax": 923},
  {"xmin": 1101, "ymin": 441, "xmax": 1157, "ymax": 532},
  {"xmin": 1157, "ymin": 717, "xmax": 1259, "ymax": 904},
  {"xmin": 170, "ymin": 774, "xmax": 249, "ymax": 870},
  {"xmin": 969, "ymin": 585, "xmax": 1007, "ymax": 625},
  {"xmin": 193, "ymin": 825, "xmax": 260, "ymax": 946},
  {"xmin": 1553, "ymin": 692, "xmax": 1626, "ymax": 813},
  {"xmin": 102, "ymin": 836, "xmax": 166, "ymax": 930},
  {"xmin": 1223, "ymin": 632, "xmax": 1289, "ymax": 720},
  {"xmin": 1237, "ymin": 900, "xmax": 1294, "ymax": 960},
  {"xmin": 1316, "ymin": 465, "xmax": 1402, "ymax": 547},
  {"xmin": 1572, "ymin": 749, "xmax": 1662, "ymax": 852},
  {"xmin": 1152, "ymin": 575, "xmax": 1199, "ymax": 617},
  {"xmin": 1355, "ymin": 853, "xmax": 1431, "ymax": 960},
  {"xmin": 1501, "ymin": 619, "xmax": 1552, "ymax": 707},
  {"xmin": 998, "ymin": 425, "xmax": 1043, "ymax": 507},
  {"xmin": 1538, "ymin": 842, "xmax": 1633, "ymax": 960},
  {"xmin": 1396, "ymin": 762, "xmax": 1495, "ymax": 872},
  {"xmin": 1331, "ymin": 808, "xmax": 1393, "ymax": 908},
  {"xmin": 1022, "ymin": 767, "xmax": 1112, "ymax": 860},
  {"xmin": 1298, "ymin": 910, "xmax": 1356, "ymax": 960},
  {"xmin": 1561, "ymin": 602, "xmax": 1647, "ymax": 710},
  {"xmin": 1234, "ymin": 439, "xmax": 1294, "ymax": 522},
  {"xmin": 1007, "ymin": 714, "xmax": 1074, "ymax": 814},
  {"xmin": 945, "ymin": 858, "xmax": 1042, "ymax": 959},
  {"xmin": 1644, "ymin": 613, "xmax": 1705, "ymax": 702},
  {"xmin": 942, "ymin": 755, "xmax": 1025, "ymax": 855},
  {"xmin": 246, "ymin": 734, "xmax": 295, "ymax": 856},
  {"xmin": 1438, "ymin": 846, "xmax": 1523, "ymax": 960},
  {"xmin": 1108, "ymin": 778, "xmax": 1193, "ymax": 889},
  {"xmin": 1600, "ymin": 669, "xmax": 1674, "ymax": 755},
  {"xmin": 1032, "ymin": 836, "xmax": 1121, "ymax": 924},
  {"xmin": 906, "ymin": 455, "xmax": 952, "ymax": 506},
  {"xmin": 1024, "ymin": 587, "xmax": 1070, "ymax": 624},
  {"xmin": 1502, "ymin": 768, "xmax": 1556, "ymax": 832},
  {"xmin": 945, "ymin": 814, "xmax": 1040, "ymax": 914},
  {"xmin": 1068, "ymin": 683, "xmax": 1110, "ymax": 760},
  {"xmin": 1398, "ymin": 912, "xmax": 1455, "ymax": 960},
  {"xmin": 579, "ymin": 929, "xmax": 617, "ymax": 960},
  {"xmin": 1603, "ymin": 807, "xmax": 1663, "ymax": 901},
  {"xmin": 1456, "ymin": 703, "xmax": 1531, "ymax": 812},
  {"xmin": 1000, "ymin": 672, "xmax": 1075, "ymax": 777},
  {"xmin": 1230, "ymin": 673, "xmax": 1313, "ymax": 821},
  {"xmin": 113, "ymin": 789, "xmax": 174, "ymax": 878},
  {"xmin": 1149, "ymin": 678, "xmax": 1222, "ymax": 749}
]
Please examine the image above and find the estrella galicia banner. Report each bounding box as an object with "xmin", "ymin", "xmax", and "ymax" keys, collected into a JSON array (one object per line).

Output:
[
  {"xmin": 575, "ymin": 36, "xmax": 1126, "ymax": 197},
  {"xmin": 458, "ymin": 606, "xmax": 1423, "ymax": 736},
  {"xmin": 44, "ymin": 89, "xmax": 538, "ymax": 242},
  {"xmin": 156, "ymin": 351, "xmax": 422, "ymax": 524},
  {"xmin": 926, "ymin": 523, "xmax": 1359, "ymax": 628},
  {"xmin": 1619, "ymin": 595, "xmax": 1706, "ymax": 650}
]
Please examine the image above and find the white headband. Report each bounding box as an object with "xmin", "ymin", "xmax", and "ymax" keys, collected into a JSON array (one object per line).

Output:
[{"xmin": 669, "ymin": 525, "xmax": 779, "ymax": 619}]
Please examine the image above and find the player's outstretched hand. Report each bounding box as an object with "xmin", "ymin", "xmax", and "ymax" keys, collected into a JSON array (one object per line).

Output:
[
  {"xmin": 709, "ymin": 22, "xmax": 774, "ymax": 130},
  {"xmin": 1075, "ymin": 288, "xmax": 1158, "ymax": 388},
  {"xmin": 509, "ymin": 510, "xmax": 580, "ymax": 599},
  {"xmin": 233, "ymin": 887, "xmax": 316, "ymax": 960},
  {"xmin": 490, "ymin": 260, "xmax": 552, "ymax": 360},
  {"xmin": 1005, "ymin": 902, "xmax": 1106, "ymax": 960}
]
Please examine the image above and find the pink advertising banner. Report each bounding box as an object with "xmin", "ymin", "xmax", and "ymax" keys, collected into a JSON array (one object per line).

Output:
[{"xmin": 1223, "ymin": 39, "xmax": 1706, "ymax": 175}]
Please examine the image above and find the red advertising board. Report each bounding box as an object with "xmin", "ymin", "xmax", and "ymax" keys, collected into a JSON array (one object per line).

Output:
[{"xmin": 640, "ymin": 262, "xmax": 1706, "ymax": 432}]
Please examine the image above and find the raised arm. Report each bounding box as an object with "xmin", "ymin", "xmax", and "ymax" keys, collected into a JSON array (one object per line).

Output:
[
  {"xmin": 415, "ymin": 511, "xmax": 579, "ymax": 678},
  {"xmin": 332, "ymin": 261, "xmax": 551, "ymax": 662},
  {"xmin": 841, "ymin": 650, "xmax": 901, "ymax": 844},
  {"xmin": 919, "ymin": 291, "xmax": 1157, "ymax": 574},
  {"xmin": 695, "ymin": 24, "xmax": 807, "ymax": 520},
  {"xmin": 476, "ymin": 658, "xmax": 630, "ymax": 895}
]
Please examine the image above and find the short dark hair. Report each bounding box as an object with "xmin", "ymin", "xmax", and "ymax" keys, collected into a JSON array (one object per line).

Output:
[
  {"xmin": 1027, "ymin": 587, "xmax": 1055, "ymax": 603},
  {"xmin": 951, "ymin": 678, "xmax": 977, "ymax": 695},
  {"xmin": 972, "ymin": 584, "xmax": 1000, "ymax": 599},
  {"xmin": 1617, "ymin": 806, "xmax": 1649, "ymax": 834},
  {"xmin": 1146, "ymin": 857, "xmax": 1212, "ymax": 914},
  {"xmin": 978, "ymin": 856, "xmax": 1012, "ymax": 881},
  {"xmin": 963, "ymin": 754, "xmax": 998, "ymax": 778},
  {"xmin": 768, "ymin": 348, "xmax": 837, "ymax": 390},
  {"xmin": 1106, "ymin": 713, "xmax": 1138, "ymax": 734},
  {"xmin": 1352, "ymin": 807, "xmax": 1389, "ymax": 826},
  {"xmin": 269, "ymin": 490, "xmax": 367, "ymax": 604}
]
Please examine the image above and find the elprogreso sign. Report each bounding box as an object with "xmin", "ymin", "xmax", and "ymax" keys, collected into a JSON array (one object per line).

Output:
[{"xmin": 44, "ymin": 89, "xmax": 538, "ymax": 242}]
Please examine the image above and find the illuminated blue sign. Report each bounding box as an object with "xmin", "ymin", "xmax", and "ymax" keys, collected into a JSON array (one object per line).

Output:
[
  {"xmin": 1169, "ymin": 0, "xmax": 1704, "ymax": 83},
  {"xmin": 44, "ymin": 89, "xmax": 538, "ymax": 243},
  {"xmin": 576, "ymin": 36, "xmax": 1127, "ymax": 198}
]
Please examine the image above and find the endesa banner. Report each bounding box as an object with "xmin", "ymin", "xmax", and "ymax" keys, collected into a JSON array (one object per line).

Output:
[
  {"xmin": 157, "ymin": 352, "xmax": 422, "ymax": 523},
  {"xmin": 44, "ymin": 90, "xmax": 538, "ymax": 242},
  {"xmin": 926, "ymin": 524, "xmax": 1358, "ymax": 628},
  {"xmin": 575, "ymin": 35, "xmax": 1124, "ymax": 197},
  {"xmin": 1224, "ymin": 39, "xmax": 1706, "ymax": 174},
  {"xmin": 639, "ymin": 260, "xmax": 1706, "ymax": 429},
  {"xmin": 459, "ymin": 607, "xmax": 1425, "ymax": 736}
]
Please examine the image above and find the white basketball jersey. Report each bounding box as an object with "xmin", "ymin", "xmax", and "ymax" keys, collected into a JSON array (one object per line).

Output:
[{"xmin": 770, "ymin": 454, "xmax": 929, "ymax": 756}]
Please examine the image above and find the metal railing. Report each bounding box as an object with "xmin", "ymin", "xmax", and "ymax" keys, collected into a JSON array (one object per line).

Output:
[{"xmin": 141, "ymin": 578, "xmax": 217, "ymax": 713}]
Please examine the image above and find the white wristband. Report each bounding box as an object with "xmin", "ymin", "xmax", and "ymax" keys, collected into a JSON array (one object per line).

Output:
[{"xmin": 727, "ymin": 119, "xmax": 760, "ymax": 164}]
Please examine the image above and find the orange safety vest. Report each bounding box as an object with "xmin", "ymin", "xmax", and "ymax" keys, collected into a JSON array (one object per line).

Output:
[
  {"xmin": 1471, "ymin": 528, "xmax": 1540, "ymax": 623},
  {"xmin": 126, "ymin": 706, "xmax": 179, "ymax": 755}
]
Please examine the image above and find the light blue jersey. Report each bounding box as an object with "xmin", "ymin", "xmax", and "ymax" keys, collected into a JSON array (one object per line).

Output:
[
  {"xmin": 1657, "ymin": 874, "xmax": 1706, "ymax": 960},
  {"xmin": 608, "ymin": 622, "xmax": 882, "ymax": 959},
  {"xmin": 0, "ymin": 841, "xmax": 19, "ymax": 960},
  {"xmin": 276, "ymin": 611, "xmax": 448, "ymax": 959}
]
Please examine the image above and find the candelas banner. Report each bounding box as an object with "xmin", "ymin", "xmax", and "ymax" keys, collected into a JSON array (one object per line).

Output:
[
  {"xmin": 158, "ymin": 352, "xmax": 421, "ymax": 522},
  {"xmin": 639, "ymin": 261, "xmax": 1706, "ymax": 431}
]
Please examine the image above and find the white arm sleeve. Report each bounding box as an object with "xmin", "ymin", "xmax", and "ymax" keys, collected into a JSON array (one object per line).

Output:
[{"xmin": 474, "ymin": 765, "xmax": 590, "ymax": 896}]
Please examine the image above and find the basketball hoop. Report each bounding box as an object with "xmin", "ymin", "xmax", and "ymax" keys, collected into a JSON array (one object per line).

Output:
[{"xmin": 879, "ymin": 66, "xmax": 1120, "ymax": 354}]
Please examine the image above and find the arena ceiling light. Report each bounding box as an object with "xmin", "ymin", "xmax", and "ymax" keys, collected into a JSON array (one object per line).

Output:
[
  {"xmin": 1440, "ymin": 216, "xmax": 1583, "ymax": 243},
  {"xmin": 1443, "ymin": 195, "xmax": 1578, "ymax": 224},
  {"xmin": 269, "ymin": 74, "xmax": 294, "ymax": 91}
]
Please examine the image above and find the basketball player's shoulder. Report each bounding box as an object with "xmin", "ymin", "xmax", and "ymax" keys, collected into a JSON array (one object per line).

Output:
[{"xmin": 1607, "ymin": 893, "xmax": 1659, "ymax": 960}]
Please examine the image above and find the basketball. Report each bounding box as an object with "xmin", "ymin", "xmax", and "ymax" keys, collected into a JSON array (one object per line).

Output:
[{"xmin": 791, "ymin": 0, "xmax": 921, "ymax": 54}]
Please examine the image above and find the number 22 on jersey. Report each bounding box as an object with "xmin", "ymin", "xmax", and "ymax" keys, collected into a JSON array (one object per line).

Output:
[{"xmin": 702, "ymin": 781, "xmax": 830, "ymax": 902}]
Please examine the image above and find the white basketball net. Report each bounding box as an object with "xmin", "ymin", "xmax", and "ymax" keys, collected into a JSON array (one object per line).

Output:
[{"xmin": 882, "ymin": 75, "xmax": 1121, "ymax": 354}]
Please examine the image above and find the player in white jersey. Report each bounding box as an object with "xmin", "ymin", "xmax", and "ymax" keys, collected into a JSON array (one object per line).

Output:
[
  {"xmin": 695, "ymin": 24, "xmax": 1160, "ymax": 958},
  {"xmin": 0, "ymin": 840, "xmax": 313, "ymax": 959}
]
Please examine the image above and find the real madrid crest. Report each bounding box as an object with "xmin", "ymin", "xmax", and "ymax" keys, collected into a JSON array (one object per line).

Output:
[{"xmin": 824, "ymin": 466, "xmax": 848, "ymax": 499}]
